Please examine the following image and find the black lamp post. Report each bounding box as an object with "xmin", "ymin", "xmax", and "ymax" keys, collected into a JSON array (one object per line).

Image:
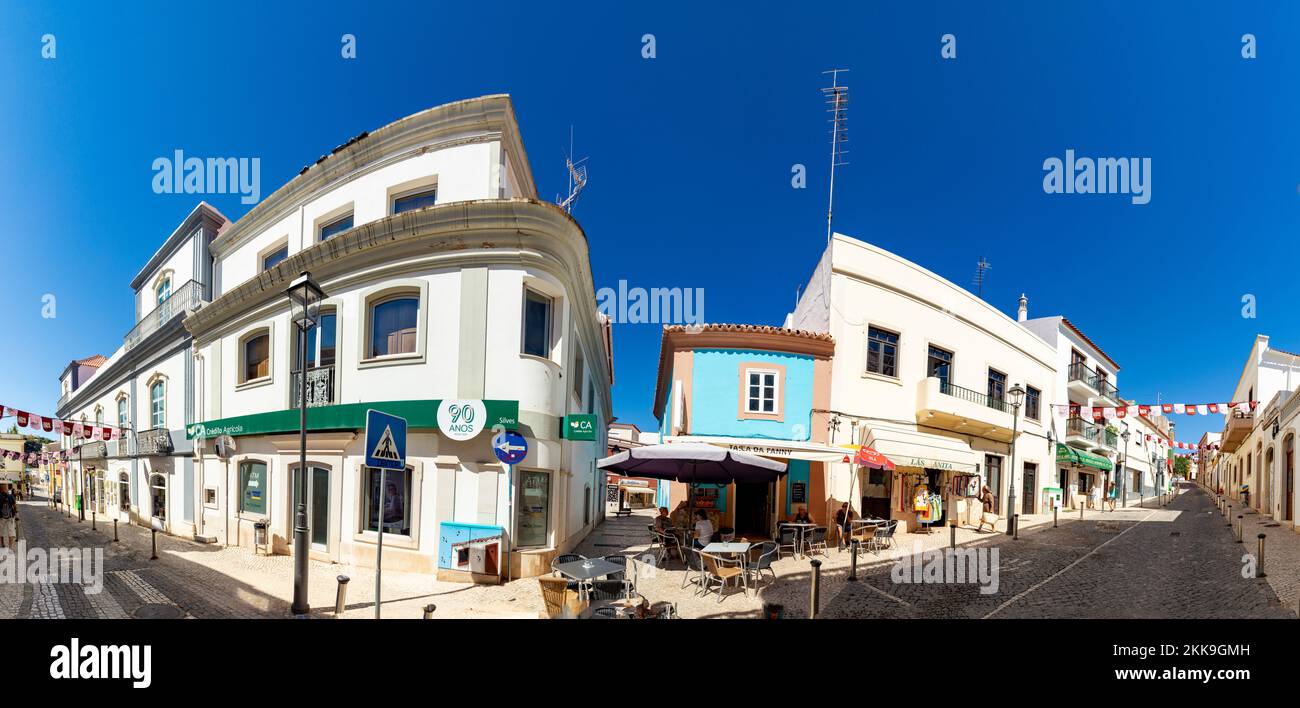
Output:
[
  {"xmin": 285, "ymin": 270, "xmax": 324, "ymax": 616},
  {"xmin": 1005, "ymin": 384, "xmax": 1025, "ymax": 535}
]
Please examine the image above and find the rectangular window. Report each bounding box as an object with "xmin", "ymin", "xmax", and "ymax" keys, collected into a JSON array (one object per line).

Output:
[
  {"xmin": 987, "ymin": 368, "xmax": 1007, "ymax": 405},
  {"xmin": 522, "ymin": 289, "xmax": 552, "ymax": 358},
  {"xmin": 262, "ymin": 244, "xmax": 289, "ymax": 271},
  {"xmin": 364, "ymin": 466, "xmax": 412, "ymax": 535},
  {"xmin": 927, "ymin": 345, "xmax": 953, "ymax": 388},
  {"xmin": 985, "ymin": 454, "xmax": 1002, "ymax": 512},
  {"xmin": 745, "ymin": 369, "xmax": 779, "ymax": 413},
  {"xmin": 319, "ymin": 213, "xmax": 353, "ymax": 242},
  {"xmin": 1026, "ymin": 386, "xmax": 1041, "ymax": 420},
  {"xmin": 572, "ymin": 346, "xmax": 586, "ymax": 400},
  {"xmin": 369, "ymin": 296, "xmax": 419, "ymax": 358},
  {"xmin": 295, "ymin": 312, "xmax": 337, "ymax": 369},
  {"xmin": 392, "ymin": 188, "xmax": 437, "ymax": 214},
  {"xmin": 242, "ymin": 332, "xmax": 270, "ymax": 383},
  {"xmin": 866, "ymin": 327, "xmax": 899, "ymax": 377},
  {"xmin": 150, "ymin": 382, "xmax": 165, "ymax": 429},
  {"xmin": 239, "ymin": 460, "xmax": 267, "ymax": 516},
  {"xmin": 516, "ymin": 470, "xmax": 550, "ymax": 548}
]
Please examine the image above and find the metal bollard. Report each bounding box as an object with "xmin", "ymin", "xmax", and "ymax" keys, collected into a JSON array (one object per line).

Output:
[
  {"xmin": 1013, "ymin": 515, "xmax": 1020, "ymax": 540},
  {"xmin": 809, "ymin": 559, "xmax": 822, "ymax": 619},
  {"xmin": 150, "ymin": 529, "xmax": 158, "ymax": 560},
  {"xmin": 335, "ymin": 575, "xmax": 350, "ymax": 616},
  {"xmin": 1140, "ymin": 493, "xmax": 1144, "ymax": 508},
  {"xmin": 847, "ymin": 540, "xmax": 859, "ymax": 582},
  {"xmin": 91, "ymin": 508, "xmax": 96, "ymax": 531},
  {"xmin": 1053, "ymin": 506, "xmax": 1059, "ymax": 528},
  {"xmin": 1236, "ymin": 516, "xmax": 1243, "ymax": 543},
  {"xmin": 1258, "ymin": 534, "xmax": 1267, "ymax": 578},
  {"xmin": 950, "ymin": 522, "xmax": 957, "ymax": 549},
  {"xmin": 113, "ymin": 518, "xmax": 118, "ymax": 542},
  {"xmin": 1227, "ymin": 505, "xmax": 1233, "ymax": 526},
  {"xmin": 422, "ymin": 604, "xmax": 436, "ymax": 619},
  {"xmin": 1080, "ymin": 504, "xmax": 1084, "ymax": 521}
]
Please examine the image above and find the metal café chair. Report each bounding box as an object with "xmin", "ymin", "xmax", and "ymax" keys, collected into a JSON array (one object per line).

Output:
[
  {"xmin": 682, "ymin": 546, "xmax": 708, "ymax": 594},
  {"xmin": 552, "ymin": 553, "xmax": 587, "ymax": 592},
  {"xmin": 745, "ymin": 541, "xmax": 779, "ymax": 589},
  {"xmin": 776, "ymin": 525, "xmax": 799, "ymax": 559},
  {"xmin": 659, "ymin": 530, "xmax": 686, "ymax": 566},
  {"xmin": 804, "ymin": 527, "xmax": 829, "ymax": 557},
  {"xmin": 699, "ymin": 550, "xmax": 748, "ymax": 602},
  {"xmin": 874, "ymin": 521, "xmax": 899, "ymax": 550},
  {"xmin": 591, "ymin": 606, "xmax": 621, "ymax": 619}
]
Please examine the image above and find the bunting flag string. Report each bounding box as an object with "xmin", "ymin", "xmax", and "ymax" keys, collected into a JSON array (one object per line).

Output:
[
  {"xmin": 1052, "ymin": 400, "xmax": 1258, "ymax": 422},
  {"xmin": 0, "ymin": 402, "xmax": 129, "ymax": 442}
]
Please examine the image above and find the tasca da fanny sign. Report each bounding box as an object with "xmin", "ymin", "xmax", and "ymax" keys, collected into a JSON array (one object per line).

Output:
[{"xmin": 187, "ymin": 399, "xmax": 518, "ymax": 440}]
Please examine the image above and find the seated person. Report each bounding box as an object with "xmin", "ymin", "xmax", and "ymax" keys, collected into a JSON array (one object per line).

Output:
[
  {"xmin": 792, "ymin": 506, "xmax": 813, "ymax": 524},
  {"xmin": 692, "ymin": 510, "xmax": 714, "ymax": 549},
  {"xmin": 834, "ymin": 502, "xmax": 855, "ymax": 535},
  {"xmin": 653, "ymin": 506, "xmax": 672, "ymax": 533}
]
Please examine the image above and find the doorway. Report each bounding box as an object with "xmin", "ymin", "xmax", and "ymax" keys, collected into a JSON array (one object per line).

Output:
[
  {"xmin": 292, "ymin": 466, "xmax": 330, "ymax": 550},
  {"xmin": 734, "ymin": 482, "xmax": 770, "ymax": 537},
  {"xmin": 1022, "ymin": 463, "xmax": 1037, "ymax": 515}
]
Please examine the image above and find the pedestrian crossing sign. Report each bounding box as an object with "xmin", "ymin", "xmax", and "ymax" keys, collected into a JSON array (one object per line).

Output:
[{"xmin": 365, "ymin": 409, "xmax": 407, "ymax": 470}]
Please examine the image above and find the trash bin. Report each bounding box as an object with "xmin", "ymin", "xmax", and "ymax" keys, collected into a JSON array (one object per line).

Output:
[{"xmin": 253, "ymin": 521, "xmax": 269, "ymax": 547}]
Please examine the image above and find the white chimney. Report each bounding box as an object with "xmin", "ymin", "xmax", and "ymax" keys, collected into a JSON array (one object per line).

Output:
[{"xmin": 1017, "ymin": 293, "xmax": 1028, "ymax": 322}]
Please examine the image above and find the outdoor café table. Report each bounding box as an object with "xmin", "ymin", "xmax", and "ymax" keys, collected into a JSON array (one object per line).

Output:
[
  {"xmin": 554, "ymin": 558, "xmax": 627, "ymax": 601},
  {"xmin": 849, "ymin": 519, "xmax": 881, "ymax": 553},
  {"xmin": 701, "ymin": 541, "xmax": 752, "ymax": 557},
  {"xmin": 780, "ymin": 522, "xmax": 816, "ymax": 558}
]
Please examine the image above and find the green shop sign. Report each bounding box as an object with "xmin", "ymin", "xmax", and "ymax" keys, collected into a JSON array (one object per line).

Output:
[
  {"xmin": 561, "ymin": 414, "xmax": 597, "ymax": 441},
  {"xmin": 186, "ymin": 399, "xmax": 518, "ymax": 440}
]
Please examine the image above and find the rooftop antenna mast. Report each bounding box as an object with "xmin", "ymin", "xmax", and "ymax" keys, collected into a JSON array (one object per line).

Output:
[
  {"xmin": 821, "ymin": 69, "xmax": 850, "ymax": 246},
  {"xmin": 557, "ymin": 125, "xmax": 588, "ymax": 214},
  {"xmin": 973, "ymin": 256, "xmax": 992, "ymax": 298}
]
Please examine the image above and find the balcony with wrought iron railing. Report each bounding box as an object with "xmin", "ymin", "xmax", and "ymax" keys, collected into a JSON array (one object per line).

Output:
[
  {"xmin": 916, "ymin": 376, "xmax": 1017, "ymax": 442},
  {"xmin": 124, "ymin": 280, "xmax": 207, "ymax": 352},
  {"xmin": 290, "ymin": 365, "xmax": 336, "ymax": 408}
]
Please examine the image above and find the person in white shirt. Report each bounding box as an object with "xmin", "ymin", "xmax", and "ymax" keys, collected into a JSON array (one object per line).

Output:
[{"xmin": 692, "ymin": 510, "xmax": 714, "ymax": 548}]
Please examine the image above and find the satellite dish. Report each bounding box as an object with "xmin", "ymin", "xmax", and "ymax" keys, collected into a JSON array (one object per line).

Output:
[{"xmin": 214, "ymin": 435, "xmax": 237, "ymax": 460}]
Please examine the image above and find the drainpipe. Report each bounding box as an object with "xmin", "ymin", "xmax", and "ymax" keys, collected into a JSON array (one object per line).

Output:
[{"xmin": 193, "ymin": 349, "xmax": 205, "ymax": 538}]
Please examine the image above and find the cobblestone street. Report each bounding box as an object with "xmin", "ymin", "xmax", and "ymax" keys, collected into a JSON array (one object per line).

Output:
[{"xmin": 4, "ymin": 483, "xmax": 1297, "ymax": 619}]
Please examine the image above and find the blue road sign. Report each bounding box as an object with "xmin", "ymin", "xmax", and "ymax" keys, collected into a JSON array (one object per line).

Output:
[
  {"xmin": 492, "ymin": 430, "xmax": 528, "ymax": 465},
  {"xmin": 365, "ymin": 409, "xmax": 407, "ymax": 470}
]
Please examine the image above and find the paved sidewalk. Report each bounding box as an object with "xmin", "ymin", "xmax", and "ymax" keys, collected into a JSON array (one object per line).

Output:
[{"xmin": 1204, "ymin": 489, "xmax": 1300, "ymax": 616}]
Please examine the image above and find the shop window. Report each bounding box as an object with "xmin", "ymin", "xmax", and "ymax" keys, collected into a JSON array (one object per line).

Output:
[
  {"xmin": 866, "ymin": 327, "xmax": 898, "ymax": 377},
  {"xmin": 364, "ymin": 466, "xmax": 412, "ymax": 536},
  {"xmin": 118, "ymin": 473, "xmax": 130, "ymax": 512},
  {"xmin": 985, "ymin": 454, "xmax": 1002, "ymax": 510},
  {"xmin": 516, "ymin": 470, "xmax": 550, "ymax": 548},
  {"xmin": 522, "ymin": 289, "xmax": 552, "ymax": 358},
  {"xmin": 150, "ymin": 474, "xmax": 166, "ymax": 519},
  {"xmin": 240, "ymin": 329, "xmax": 271, "ymax": 384},
  {"xmin": 239, "ymin": 460, "xmax": 268, "ymax": 516}
]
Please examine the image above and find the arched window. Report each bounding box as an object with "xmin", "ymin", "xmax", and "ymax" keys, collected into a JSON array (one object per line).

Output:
[
  {"xmin": 117, "ymin": 397, "xmax": 128, "ymax": 429},
  {"xmin": 367, "ymin": 294, "xmax": 419, "ymax": 358},
  {"xmin": 150, "ymin": 381, "xmax": 166, "ymax": 429},
  {"xmin": 240, "ymin": 329, "xmax": 271, "ymax": 384},
  {"xmin": 156, "ymin": 276, "xmax": 172, "ymax": 306},
  {"xmin": 118, "ymin": 472, "xmax": 130, "ymax": 512},
  {"xmin": 150, "ymin": 474, "xmax": 167, "ymax": 519}
]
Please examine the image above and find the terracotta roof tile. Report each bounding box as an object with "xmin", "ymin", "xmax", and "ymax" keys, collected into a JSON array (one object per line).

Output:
[
  {"xmin": 1060, "ymin": 318, "xmax": 1120, "ymax": 371},
  {"xmin": 660, "ymin": 323, "xmax": 834, "ymax": 342},
  {"xmin": 75, "ymin": 355, "xmax": 108, "ymax": 368}
]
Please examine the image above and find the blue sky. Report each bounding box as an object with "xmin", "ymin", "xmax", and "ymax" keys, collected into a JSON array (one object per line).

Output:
[{"xmin": 1, "ymin": 1, "xmax": 1297, "ymax": 449}]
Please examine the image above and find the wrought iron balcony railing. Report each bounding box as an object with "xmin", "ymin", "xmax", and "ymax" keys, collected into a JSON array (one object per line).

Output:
[
  {"xmin": 939, "ymin": 380, "xmax": 1013, "ymax": 414},
  {"xmin": 124, "ymin": 280, "xmax": 207, "ymax": 352},
  {"xmin": 290, "ymin": 365, "xmax": 336, "ymax": 408}
]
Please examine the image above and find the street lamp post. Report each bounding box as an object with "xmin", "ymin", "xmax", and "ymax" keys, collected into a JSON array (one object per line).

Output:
[
  {"xmin": 1120, "ymin": 426, "xmax": 1131, "ymax": 508},
  {"xmin": 1006, "ymin": 384, "xmax": 1025, "ymax": 536},
  {"xmin": 285, "ymin": 271, "xmax": 325, "ymax": 617}
]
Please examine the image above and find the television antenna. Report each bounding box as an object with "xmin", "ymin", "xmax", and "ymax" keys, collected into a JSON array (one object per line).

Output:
[
  {"xmin": 821, "ymin": 69, "xmax": 850, "ymax": 245},
  {"xmin": 973, "ymin": 256, "xmax": 992, "ymax": 298},
  {"xmin": 557, "ymin": 125, "xmax": 588, "ymax": 214}
]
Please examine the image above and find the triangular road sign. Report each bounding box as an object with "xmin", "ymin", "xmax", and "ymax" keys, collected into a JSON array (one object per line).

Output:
[{"xmin": 372, "ymin": 425, "xmax": 401, "ymax": 462}]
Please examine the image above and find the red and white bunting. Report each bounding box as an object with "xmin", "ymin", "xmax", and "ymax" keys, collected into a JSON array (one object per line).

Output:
[
  {"xmin": 0, "ymin": 402, "xmax": 131, "ymax": 440},
  {"xmin": 1052, "ymin": 400, "xmax": 1258, "ymax": 421}
]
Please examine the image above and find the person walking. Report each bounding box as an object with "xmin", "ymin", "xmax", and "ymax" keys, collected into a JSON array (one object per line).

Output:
[{"xmin": 0, "ymin": 483, "xmax": 18, "ymax": 550}]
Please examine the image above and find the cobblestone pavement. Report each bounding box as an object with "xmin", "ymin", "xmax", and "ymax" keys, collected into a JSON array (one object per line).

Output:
[
  {"xmin": 819, "ymin": 483, "xmax": 1294, "ymax": 619},
  {"xmin": 8, "ymin": 483, "xmax": 1296, "ymax": 619}
]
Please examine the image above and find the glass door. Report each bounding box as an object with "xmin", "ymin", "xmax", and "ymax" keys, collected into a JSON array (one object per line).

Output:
[{"xmin": 292, "ymin": 466, "xmax": 330, "ymax": 550}]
